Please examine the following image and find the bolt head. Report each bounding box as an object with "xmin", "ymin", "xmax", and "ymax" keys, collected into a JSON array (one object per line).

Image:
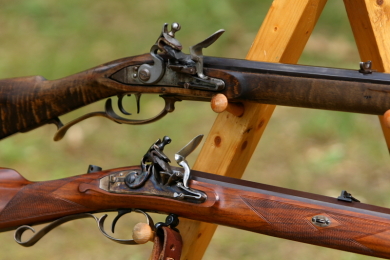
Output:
[{"xmin": 139, "ymin": 68, "xmax": 151, "ymax": 81}]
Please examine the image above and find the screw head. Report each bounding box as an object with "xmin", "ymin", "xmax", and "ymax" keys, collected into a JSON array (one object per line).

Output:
[{"xmin": 139, "ymin": 68, "xmax": 151, "ymax": 81}]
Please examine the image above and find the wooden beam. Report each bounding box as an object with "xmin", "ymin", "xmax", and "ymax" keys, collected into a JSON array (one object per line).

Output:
[
  {"xmin": 178, "ymin": 0, "xmax": 328, "ymax": 259},
  {"xmin": 344, "ymin": 0, "xmax": 390, "ymax": 152}
]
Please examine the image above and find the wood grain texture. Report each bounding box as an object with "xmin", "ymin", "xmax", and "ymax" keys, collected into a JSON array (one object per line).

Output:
[
  {"xmin": 3, "ymin": 42, "xmax": 390, "ymax": 143},
  {"xmin": 178, "ymin": 0, "xmax": 328, "ymax": 259},
  {"xmin": 0, "ymin": 54, "xmax": 225, "ymax": 140},
  {"xmin": 2, "ymin": 166, "xmax": 390, "ymax": 258},
  {"xmin": 344, "ymin": 0, "xmax": 390, "ymax": 151},
  {"xmin": 0, "ymin": 56, "xmax": 145, "ymax": 140}
]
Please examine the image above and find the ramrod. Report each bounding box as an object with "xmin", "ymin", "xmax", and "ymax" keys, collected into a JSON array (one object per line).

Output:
[{"xmin": 1, "ymin": 22, "xmax": 390, "ymax": 141}]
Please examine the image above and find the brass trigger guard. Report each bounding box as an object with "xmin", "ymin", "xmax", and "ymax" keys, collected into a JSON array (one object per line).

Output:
[
  {"xmin": 14, "ymin": 210, "xmax": 155, "ymax": 247},
  {"xmin": 53, "ymin": 95, "xmax": 181, "ymax": 141}
]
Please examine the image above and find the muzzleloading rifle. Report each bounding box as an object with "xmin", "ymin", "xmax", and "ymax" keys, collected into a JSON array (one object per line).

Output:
[
  {"xmin": 2, "ymin": 23, "xmax": 390, "ymax": 259},
  {"xmin": 0, "ymin": 135, "xmax": 390, "ymax": 259},
  {"xmin": 1, "ymin": 23, "xmax": 390, "ymax": 141}
]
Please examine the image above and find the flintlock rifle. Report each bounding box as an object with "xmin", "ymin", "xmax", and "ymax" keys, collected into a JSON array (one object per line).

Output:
[
  {"xmin": 0, "ymin": 135, "xmax": 390, "ymax": 259},
  {"xmin": 1, "ymin": 23, "xmax": 390, "ymax": 141}
]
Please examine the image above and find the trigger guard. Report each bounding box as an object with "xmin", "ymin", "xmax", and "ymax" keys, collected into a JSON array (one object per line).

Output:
[
  {"xmin": 104, "ymin": 96, "xmax": 180, "ymax": 125},
  {"xmin": 53, "ymin": 96, "xmax": 181, "ymax": 141},
  {"xmin": 13, "ymin": 211, "xmax": 156, "ymax": 247},
  {"xmin": 97, "ymin": 209, "xmax": 155, "ymax": 245}
]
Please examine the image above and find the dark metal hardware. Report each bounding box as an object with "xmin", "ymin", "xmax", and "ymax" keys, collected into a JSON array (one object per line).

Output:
[
  {"xmin": 155, "ymin": 213, "xmax": 180, "ymax": 234},
  {"xmin": 337, "ymin": 190, "xmax": 360, "ymax": 203},
  {"xmin": 311, "ymin": 215, "xmax": 331, "ymax": 227},
  {"xmin": 359, "ymin": 60, "xmax": 376, "ymax": 75},
  {"xmin": 87, "ymin": 165, "xmax": 102, "ymax": 173},
  {"xmin": 100, "ymin": 135, "xmax": 207, "ymax": 203}
]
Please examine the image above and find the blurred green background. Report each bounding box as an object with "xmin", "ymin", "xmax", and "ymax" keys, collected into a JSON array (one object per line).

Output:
[{"xmin": 0, "ymin": 0, "xmax": 389, "ymax": 259}]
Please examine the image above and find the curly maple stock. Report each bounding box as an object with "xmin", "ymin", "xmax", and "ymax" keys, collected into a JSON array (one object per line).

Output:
[
  {"xmin": 1, "ymin": 167, "xmax": 390, "ymax": 258},
  {"xmin": 3, "ymin": 54, "xmax": 390, "ymax": 140},
  {"xmin": 0, "ymin": 55, "xmax": 148, "ymax": 139},
  {"xmin": 0, "ymin": 54, "xmax": 237, "ymax": 140}
]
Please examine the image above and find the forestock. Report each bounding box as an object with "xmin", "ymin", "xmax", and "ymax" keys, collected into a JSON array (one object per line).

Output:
[{"xmin": 2, "ymin": 166, "xmax": 390, "ymax": 258}]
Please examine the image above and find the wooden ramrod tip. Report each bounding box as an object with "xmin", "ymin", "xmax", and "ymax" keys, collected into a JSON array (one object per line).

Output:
[
  {"xmin": 132, "ymin": 222, "xmax": 154, "ymax": 244},
  {"xmin": 384, "ymin": 110, "xmax": 390, "ymax": 128},
  {"xmin": 211, "ymin": 94, "xmax": 244, "ymax": 117}
]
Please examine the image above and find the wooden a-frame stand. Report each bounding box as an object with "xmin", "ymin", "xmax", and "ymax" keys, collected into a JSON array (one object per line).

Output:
[{"xmin": 173, "ymin": 0, "xmax": 390, "ymax": 259}]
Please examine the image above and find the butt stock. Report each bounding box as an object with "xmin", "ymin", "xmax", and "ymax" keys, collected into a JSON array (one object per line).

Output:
[
  {"xmin": 0, "ymin": 54, "xmax": 156, "ymax": 140},
  {"xmin": 1, "ymin": 166, "xmax": 390, "ymax": 258}
]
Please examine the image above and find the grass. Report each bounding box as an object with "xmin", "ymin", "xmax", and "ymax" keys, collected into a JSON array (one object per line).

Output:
[{"xmin": 0, "ymin": 0, "xmax": 389, "ymax": 259}]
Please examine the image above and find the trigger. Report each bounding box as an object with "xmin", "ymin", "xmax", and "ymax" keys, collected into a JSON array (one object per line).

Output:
[
  {"xmin": 111, "ymin": 209, "xmax": 133, "ymax": 233},
  {"xmin": 118, "ymin": 94, "xmax": 132, "ymax": 115},
  {"xmin": 135, "ymin": 93, "xmax": 141, "ymax": 114}
]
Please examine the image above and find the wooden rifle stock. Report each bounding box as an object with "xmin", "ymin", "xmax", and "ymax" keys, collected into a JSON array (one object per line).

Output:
[
  {"xmin": 3, "ymin": 49, "xmax": 390, "ymax": 142},
  {"xmin": 1, "ymin": 166, "xmax": 390, "ymax": 258},
  {"xmin": 0, "ymin": 55, "xmax": 149, "ymax": 140}
]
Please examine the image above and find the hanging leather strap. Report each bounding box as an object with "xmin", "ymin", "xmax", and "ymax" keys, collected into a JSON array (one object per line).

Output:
[{"xmin": 151, "ymin": 226, "xmax": 182, "ymax": 260}]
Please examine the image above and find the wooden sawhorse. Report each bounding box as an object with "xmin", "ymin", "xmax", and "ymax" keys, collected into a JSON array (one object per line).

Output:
[{"xmin": 176, "ymin": 0, "xmax": 390, "ymax": 259}]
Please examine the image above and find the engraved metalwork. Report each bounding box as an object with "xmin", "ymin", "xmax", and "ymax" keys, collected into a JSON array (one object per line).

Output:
[
  {"xmin": 311, "ymin": 215, "xmax": 331, "ymax": 227},
  {"xmin": 14, "ymin": 209, "xmax": 155, "ymax": 247},
  {"xmin": 99, "ymin": 135, "xmax": 207, "ymax": 203}
]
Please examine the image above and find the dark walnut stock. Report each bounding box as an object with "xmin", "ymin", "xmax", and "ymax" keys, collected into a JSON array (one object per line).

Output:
[
  {"xmin": 3, "ymin": 54, "xmax": 390, "ymax": 140},
  {"xmin": 1, "ymin": 167, "xmax": 390, "ymax": 258}
]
